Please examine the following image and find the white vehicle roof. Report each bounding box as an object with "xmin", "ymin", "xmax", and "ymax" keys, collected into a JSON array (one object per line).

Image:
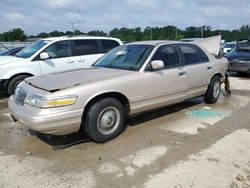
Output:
[{"xmin": 41, "ymin": 36, "xmax": 122, "ymax": 43}]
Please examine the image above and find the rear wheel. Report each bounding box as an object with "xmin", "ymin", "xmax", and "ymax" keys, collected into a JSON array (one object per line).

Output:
[
  {"xmin": 204, "ymin": 75, "xmax": 221, "ymax": 104},
  {"xmin": 84, "ymin": 98, "xmax": 125, "ymax": 143},
  {"xmin": 7, "ymin": 75, "xmax": 30, "ymax": 96}
]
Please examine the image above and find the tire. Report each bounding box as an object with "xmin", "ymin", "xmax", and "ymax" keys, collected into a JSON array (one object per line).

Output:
[
  {"xmin": 203, "ymin": 75, "xmax": 221, "ymax": 104},
  {"xmin": 7, "ymin": 75, "xmax": 30, "ymax": 96},
  {"xmin": 84, "ymin": 98, "xmax": 125, "ymax": 143}
]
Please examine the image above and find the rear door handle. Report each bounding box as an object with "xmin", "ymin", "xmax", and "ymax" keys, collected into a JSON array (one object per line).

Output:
[
  {"xmin": 67, "ymin": 60, "xmax": 74, "ymax": 64},
  {"xmin": 207, "ymin": 66, "xmax": 212, "ymax": 70},
  {"xmin": 179, "ymin": 71, "xmax": 187, "ymax": 77}
]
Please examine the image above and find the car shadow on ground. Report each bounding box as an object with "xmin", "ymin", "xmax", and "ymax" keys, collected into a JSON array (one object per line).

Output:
[
  {"xmin": 34, "ymin": 98, "xmax": 203, "ymax": 150},
  {"xmin": 0, "ymin": 92, "xmax": 8, "ymax": 100},
  {"xmin": 33, "ymin": 130, "xmax": 90, "ymax": 151},
  {"xmin": 127, "ymin": 98, "xmax": 202, "ymax": 126}
]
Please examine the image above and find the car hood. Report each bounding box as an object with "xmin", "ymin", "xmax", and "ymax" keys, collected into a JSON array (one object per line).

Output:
[
  {"xmin": 25, "ymin": 67, "xmax": 135, "ymax": 92},
  {"xmin": 0, "ymin": 55, "xmax": 24, "ymax": 66},
  {"xmin": 225, "ymin": 50, "xmax": 250, "ymax": 60}
]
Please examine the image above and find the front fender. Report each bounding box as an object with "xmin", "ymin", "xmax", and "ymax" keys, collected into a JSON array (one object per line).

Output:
[{"xmin": 0, "ymin": 67, "xmax": 40, "ymax": 80}]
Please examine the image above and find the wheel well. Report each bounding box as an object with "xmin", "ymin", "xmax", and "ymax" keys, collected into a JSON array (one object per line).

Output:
[
  {"xmin": 5, "ymin": 73, "xmax": 34, "ymax": 88},
  {"xmin": 213, "ymin": 73, "xmax": 222, "ymax": 78},
  {"xmin": 82, "ymin": 92, "xmax": 130, "ymax": 121}
]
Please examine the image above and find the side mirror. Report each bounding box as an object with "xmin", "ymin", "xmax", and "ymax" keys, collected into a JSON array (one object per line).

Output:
[
  {"xmin": 151, "ymin": 60, "xmax": 164, "ymax": 70},
  {"xmin": 40, "ymin": 52, "xmax": 49, "ymax": 60},
  {"xmin": 226, "ymin": 49, "xmax": 231, "ymax": 53}
]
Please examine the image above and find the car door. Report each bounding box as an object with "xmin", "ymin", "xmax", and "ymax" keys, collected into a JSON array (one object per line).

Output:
[
  {"xmin": 139, "ymin": 45, "xmax": 188, "ymax": 111},
  {"xmin": 38, "ymin": 40, "xmax": 74, "ymax": 74},
  {"xmin": 71, "ymin": 39, "xmax": 104, "ymax": 68},
  {"xmin": 177, "ymin": 44, "xmax": 212, "ymax": 98}
]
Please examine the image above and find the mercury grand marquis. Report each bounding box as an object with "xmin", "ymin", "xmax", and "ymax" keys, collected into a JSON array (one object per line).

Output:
[{"xmin": 9, "ymin": 39, "xmax": 229, "ymax": 143}]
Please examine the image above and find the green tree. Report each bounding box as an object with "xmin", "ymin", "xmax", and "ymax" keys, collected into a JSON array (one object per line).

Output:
[
  {"xmin": 2, "ymin": 28, "xmax": 27, "ymax": 41},
  {"xmin": 88, "ymin": 30, "xmax": 107, "ymax": 36},
  {"xmin": 37, "ymin": 32, "xmax": 49, "ymax": 38}
]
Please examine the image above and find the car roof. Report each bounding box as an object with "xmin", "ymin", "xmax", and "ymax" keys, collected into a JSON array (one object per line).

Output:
[
  {"xmin": 41, "ymin": 36, "xmax": 122, "ymax": 42},
  {"xmin": 126, "ymin": 40, "xmax": 189, "ymax": 46}
]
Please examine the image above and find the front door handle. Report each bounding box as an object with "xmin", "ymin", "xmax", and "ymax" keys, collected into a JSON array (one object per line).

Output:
[
  {"xmin": 67, "ymin": 60, "xmax": 74, "ymax": 64},
  {"xmin": 179, "ymin": 71, "xmax": 187, "ymax": 77},
  {"xmin": 207, "ymin": 66, "xmax": 212, "ymax": 70}
]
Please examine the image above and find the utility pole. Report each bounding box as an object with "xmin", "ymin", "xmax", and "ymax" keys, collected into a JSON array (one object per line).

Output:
[
  {"xmin": 151, "ymin": 28, "xmax": 153, "ymax": 40},
  {"xmin": 175, "ymin": 27, "xmax": 177, "ymax": 40},
  {"xmin": 71, "ymin": 23, "xmax": 75, "ymax": 36},
  {"xmin": 201, "ymin": 26, "xmax": 204, "ymax": 38}
]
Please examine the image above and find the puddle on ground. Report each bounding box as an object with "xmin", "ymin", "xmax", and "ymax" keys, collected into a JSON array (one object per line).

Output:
[
  {"xmin": 187, "ymin": 108, "xmax": 227, "ymax": 120},
  {"xmin": 162, "ymin": 107, "xmax": 231, "ymax": 135}
]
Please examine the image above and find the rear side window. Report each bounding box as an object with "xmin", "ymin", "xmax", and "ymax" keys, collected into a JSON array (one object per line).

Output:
[
  {"xmin": 44, "ymin": 41, "xmax": 70, "ymax": 59},
  {"xmin": 101, "ymin": 40, "xmax": 120, "ymax": 53},
  {"xmin": 73, "ymin": 40, "xmax": 100, "ymax": 56},
  {"xmin": 195, "ymin": 46, "xmax": 209, "ymax": 62},
  {"xmin": 152, "ymin": 45, "xmax": 180, "ymax": 69},
  {"xmin": 179, "ymin": 45, "xmax": 200, "ymax": 65}
]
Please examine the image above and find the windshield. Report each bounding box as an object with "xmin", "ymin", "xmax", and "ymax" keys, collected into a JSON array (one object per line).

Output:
[
  {"xmin": 224, "ymin": 43, "xmax": 235, "ymax": 48},
  {"xmin": 237, "ymin": 42, "xmax": 250, "ymax": 52},
  {"xmin": 15, "ymin": 40, "xmax": 51, "ymax": 58},
  {"xmin": 0, "ymin": 50, "xmax": 9, "ymax": 55},
  {"xmin": 94, "ymin": 44, "xmax": 153, "ymax": 71}
]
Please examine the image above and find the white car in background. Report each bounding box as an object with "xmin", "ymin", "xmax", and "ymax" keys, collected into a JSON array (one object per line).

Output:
[
  {"xmin": 223, "ymin": 42, "xmax": 236, "ymax": 54},
  {"xmin": 0, "ymin": 36, "xmax": 122, "ymax": 95}
]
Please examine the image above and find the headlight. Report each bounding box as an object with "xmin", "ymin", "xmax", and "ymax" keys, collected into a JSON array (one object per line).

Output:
[{"xmin": 24, "ymin": 94, "xmax": 77, "ymax": 108}]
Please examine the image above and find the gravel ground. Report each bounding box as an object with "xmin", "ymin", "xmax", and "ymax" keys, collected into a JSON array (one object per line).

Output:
[{"xmin": 0, "ymin": 74, "xmax": 250, "ymax": 188}]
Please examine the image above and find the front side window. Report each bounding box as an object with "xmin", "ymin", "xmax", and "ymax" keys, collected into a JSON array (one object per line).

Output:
[
  {"xmin": 16, "ymin": 40, "xmax": 51, "ymax": 58},
  {"xmin": 73, "ymin": 39, "xmax": 100, "ymax": 56},
  {"xmin": 101, "ymin": 40, "xmax": 120, "ymax": 53},
  {"xmin": 152, "ymin": 45, "xmax": 180, "ymax": 69},
  {"xmin": 43, "ymin": 41, "xmax": 70, "ymax": 59},
  {"xmin": 94, "ymin": 44, "xmax": 153, "ymax": 71},
  {"xmin": 179, "ymin": 45, "xmax": 200, "ymax": 65}
]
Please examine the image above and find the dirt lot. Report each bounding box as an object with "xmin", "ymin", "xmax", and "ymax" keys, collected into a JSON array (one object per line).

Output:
[{"xmin": 0, "ymin": 74, "xmax": 250, "ymax": 188}]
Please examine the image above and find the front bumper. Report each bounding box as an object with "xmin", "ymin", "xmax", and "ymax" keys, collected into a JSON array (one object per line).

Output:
[
  {"xmin": 8, "ymin": 96, "xmax": 83, "ymax": 135},
  {"xmin": 229, "ymin": 60, "xmax": 250, "ymax": 73}
]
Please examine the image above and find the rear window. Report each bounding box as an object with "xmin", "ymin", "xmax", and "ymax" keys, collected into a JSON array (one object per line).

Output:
[
  {"xmin": 101, "ymin": 40, "xmax": 120, "ymax": 53},
  {"xmin": 72, "ymin": 39, "xmax": 100, "ymax": 56},
  {"xmin": 195, "ymin": 46, "xmax": 209, "ymax": 62},
  {"xmin": 179, "ymin": 45, "xmax": 200, "ymax": 65}
]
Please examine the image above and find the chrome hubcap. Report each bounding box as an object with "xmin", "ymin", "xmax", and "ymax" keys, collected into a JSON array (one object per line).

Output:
[
  {"xmin": 97, "ymin": 107, "xmax": 120, "ymax": 135},
  {"xmin": 213, "ymin": 81, "xmax": 220, "ymax": 98}
]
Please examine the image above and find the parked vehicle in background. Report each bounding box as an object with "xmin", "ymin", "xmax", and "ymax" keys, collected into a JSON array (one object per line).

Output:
[
  {"xmin": 0, "ymin": 47, "xmax": 24, "ymax": 56},
  {"xmin": 0, "ymin": 36, "xmax": 122, "ymax": 95},
  {"xmin": 180, "ymin": 38, "xmax": 202, "ymax": 42},
  {"xmin": 225, "ymin": 40, "xmax": 250, "ymax": 74},
  {"xmin": 9, "ymin": 39, "xmax": 229, "ymax": 143},
  {"xmin": 223, "ymin": 42, "xmax": 236, "ymax": 54}
]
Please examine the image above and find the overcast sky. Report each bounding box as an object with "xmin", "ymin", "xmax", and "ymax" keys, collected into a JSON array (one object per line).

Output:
[{"xmin": 0, "ymin": 0, "xmax": 250, "ymax": 35}]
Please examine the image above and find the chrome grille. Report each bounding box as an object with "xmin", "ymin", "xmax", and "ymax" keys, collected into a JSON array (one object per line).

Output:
[{"xmin": 14, "ymin": 88, "xmax": 27, "ymax": 106}]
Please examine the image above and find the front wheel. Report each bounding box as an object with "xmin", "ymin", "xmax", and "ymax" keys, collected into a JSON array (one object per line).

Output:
[
  {"xmin": 84, "ymin": 98, "xmax": 125, "ymax": 143},
  {"xmin": 7, "ymin": 75, "xmax": 30, "ymax": 96},
  {"xmin": 203, "ymin": 75, "xmax": 221, "ymax": 104}
]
